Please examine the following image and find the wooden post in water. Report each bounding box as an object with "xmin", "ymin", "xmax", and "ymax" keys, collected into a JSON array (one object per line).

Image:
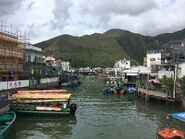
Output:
[
  {"xmin": 165, "ymin": 90, "xmax": 168, "ymax": 105},
  {"xmin": 145, "ymin": 94, "xmax": 149, "ymax": 102}
]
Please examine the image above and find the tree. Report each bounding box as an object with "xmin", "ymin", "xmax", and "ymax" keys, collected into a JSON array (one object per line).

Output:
[
  {"xmin": 177, "ymin": 76, "xmax": 185, "ymax": 96},
  {"xmin": 161, "ymin": 75, "xmax": 174, "ymax": 97}
]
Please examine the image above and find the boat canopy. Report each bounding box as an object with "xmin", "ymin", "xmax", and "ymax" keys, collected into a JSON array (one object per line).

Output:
[
  {"xmin": 126, "ymin": 73, "xmax": 138, "ymax": 76},
  {"xmin": 17, "ymin": 90, "xmax": 69, "ymax": 94},
  {"xmin": 168, "ymin": 112, "xmax": 185, "ymax": 122},
  {"xmin": 12, "ymin": 92, "xmax": 71, "ymax": 100}
]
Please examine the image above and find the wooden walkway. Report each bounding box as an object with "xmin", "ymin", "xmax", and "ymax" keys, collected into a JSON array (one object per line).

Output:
[{"xmin": 137, "ymin": 88, "xmax": 174, "ymax": 102}]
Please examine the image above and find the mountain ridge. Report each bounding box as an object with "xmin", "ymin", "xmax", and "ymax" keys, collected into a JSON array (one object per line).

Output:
[{"xmin": 35, "ymin": 28, "xmax": 185, "ymax": 67}]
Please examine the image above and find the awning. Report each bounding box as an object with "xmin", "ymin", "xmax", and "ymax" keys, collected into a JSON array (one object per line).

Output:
[
  {"xmin": 168, "ymin": 112, "xmax": 185, "ymax": 122},
  {"xmin": 126, "ymin": 73, "xmax": 138, "ymax": 76},
  {"xmin": 148, "ymin": 79, "xmax": 160, "ymax": 84}
]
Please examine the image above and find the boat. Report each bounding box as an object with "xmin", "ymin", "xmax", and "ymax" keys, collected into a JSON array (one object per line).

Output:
[
  {"xmin": 157, "ymin": 112, "xmax": 185, "ymax": 139},
  {"xmin": 60, "ymin": 82, "xmax": 72, "ymax": 87},
  {"xmin": 104, "ymin": 84, "xmax": 124, "ymax": 95},
  {"xmin": 123, "ymin": 83, "xmax": 136, "ymax": 94},
  {"xmin": 11, "ymin": 90, "xmax": 77, "ymax": 115},
  {"xmin": 105, "ymin": 80, "xmax": 136, "ymax": 95},
  {"xmin": 0, "ymin": 111, "xmax": 16, "ymax": 139},
  {"xmin": 58, "ymin": 72, "xmax": 80, "ymax": 87}
]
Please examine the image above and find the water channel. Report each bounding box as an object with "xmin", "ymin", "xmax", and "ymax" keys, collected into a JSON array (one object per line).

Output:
[{"xmin": 7, "ymin": 76, "xmax": 183, "ymax": 139}]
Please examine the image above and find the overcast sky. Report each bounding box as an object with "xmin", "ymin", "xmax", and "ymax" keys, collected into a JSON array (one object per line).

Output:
[{"xmin": 0, "ymin": 0, "xmax": 185, "ymax": 43}]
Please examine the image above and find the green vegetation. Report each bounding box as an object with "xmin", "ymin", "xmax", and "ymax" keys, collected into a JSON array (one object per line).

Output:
[
  {"xmin": 177, "ymin": 76, "xmax": 185, "ymax": 96},
  {"xmin": 35, "ymin": 28, "xmax": 185, "ymax": 67},
  {"xmin": 161, "ymin": 76, "xmax": 174, "ymax": 97}
]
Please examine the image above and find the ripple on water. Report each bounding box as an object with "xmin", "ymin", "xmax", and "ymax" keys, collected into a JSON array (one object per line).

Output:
[{"xmin": 8, "ymin": 76, "xmax": 182, "ymax": 139}]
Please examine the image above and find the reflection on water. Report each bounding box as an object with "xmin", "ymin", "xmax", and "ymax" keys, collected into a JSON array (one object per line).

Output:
[
  {"xmin": 8, "ymin": 116, "xmax": 77, "ymax": 139},
  {"xmin": 8, "ymin": 76, "xmax": 183, "ymax": 139}
]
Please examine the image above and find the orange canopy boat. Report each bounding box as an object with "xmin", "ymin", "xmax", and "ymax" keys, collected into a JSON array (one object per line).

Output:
[
  {"xmin": 11, "ymin": 89, "xmax": 77, "ymax": 115},
  {"xmin": 17, "ymin": 89, "xmax": 69, "ymax": 94},
  {"xmin": 157, "ymin": 112, "xmax": 185, "ymax": 139}
]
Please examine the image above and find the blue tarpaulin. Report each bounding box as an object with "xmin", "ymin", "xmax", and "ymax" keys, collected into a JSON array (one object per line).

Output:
[{"xmin": 168, "ymin": 112, "xmax": 185, "ymax": 122}]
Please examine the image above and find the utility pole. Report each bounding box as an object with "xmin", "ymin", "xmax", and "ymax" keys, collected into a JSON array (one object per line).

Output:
[
  {"xmin": 173, "ymin": 44, "xmax": 181, "ymax": 99},
  {"xmin": 173, "ymin": 64, "xmax": 177, "ymax": 98}
]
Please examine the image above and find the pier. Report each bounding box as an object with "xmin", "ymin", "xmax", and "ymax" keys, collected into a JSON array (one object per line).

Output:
[{"xmin": 137, "ymin": 88, "xmax": 174, "ymax": 103}]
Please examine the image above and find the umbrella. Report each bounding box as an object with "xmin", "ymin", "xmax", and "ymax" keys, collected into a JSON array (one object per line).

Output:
[{"xmin": 148, "ymin": 79, "xmax": 160, "ymax": 84}]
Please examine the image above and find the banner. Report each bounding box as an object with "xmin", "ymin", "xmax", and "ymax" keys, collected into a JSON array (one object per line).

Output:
[
  {"xmin": 40, "ymin": 77, "xmax": 58, "ymax": 83},
  {"xmin": 7, "ymin": 80, "xmax": 29, "ymax": 89},
  {"xmin": 0, "ymin": 82, "xmax": 7, "ymax": 90}
]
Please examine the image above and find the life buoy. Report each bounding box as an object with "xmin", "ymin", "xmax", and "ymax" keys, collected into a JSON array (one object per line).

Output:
[{"xmin": 158, "ymin": 128, "xmax": 184, "ymax": 139}]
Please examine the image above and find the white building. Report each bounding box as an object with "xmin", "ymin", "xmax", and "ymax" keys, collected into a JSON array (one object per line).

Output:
[
  {"xmin": 61, "ymin": 61, "xmax": 70, "ymax": 71},
  {"xmin": 45, "ymin": 56, "xmax": 56, "ymax": 67},
  {"xmin": 158, "ymin": 70, "xmax": 174, "ymax": 79},
  {"xmin": 114, "ymin": 59, "xmax": 130, "ymax": 75},
  {"xmin": 123, "ymin": 66, "xmax": 151, "ymax": 82},
  {"xmin": 23, "ymin": 44, "xmax": 44, "ymax": 63},
  {"xmin": 114, "ymin": 59, "xmax": 130, "ymax": 69},
  {"xmin": 147, "ymin": 51, "xmax": 161, "ymax": 68},
  {"xmin": 158, "ymin": 62, "xmax": 185, "ymax": 79},
  {"xmin": 178, "ymin": 62, "xmax": 185, "ymax": 78},
  {"xmin": 22, "ymin": 43, "xmax": 45, "ymax": 76},
  {"xmin": 124, "ymin": 66, "xmax": 151, "ymax": 76}
]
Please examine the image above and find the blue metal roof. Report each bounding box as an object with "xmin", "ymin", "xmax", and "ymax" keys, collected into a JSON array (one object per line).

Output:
[{"xmin": 168, "ymin": 112, "xmax": 185, "ymax": 122}]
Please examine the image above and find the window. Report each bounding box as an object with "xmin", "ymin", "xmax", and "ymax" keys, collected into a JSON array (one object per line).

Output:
[
  {"xmin": 28, "ymin": 55, "xmax": 31, "ymax": 62},
  {"xmin": 150, "ymin": 58, "xmax": 155, "ymax": 61}
]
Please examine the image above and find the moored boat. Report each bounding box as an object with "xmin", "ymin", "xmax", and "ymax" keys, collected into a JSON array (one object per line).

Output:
[
  {"xmin": 11, "ymin": 90, "xmax": 77, "ymax": 115},
  {"xmin": 16, "ymin": 89, "xmax": 69, "ymax": 94},
  {"xmin": 157, "ymin": 112, "xmax": 185, "ymax": 139},
  {"xmin": 0, "ymin": 111, "xmax": 16, "ymax": 139}
]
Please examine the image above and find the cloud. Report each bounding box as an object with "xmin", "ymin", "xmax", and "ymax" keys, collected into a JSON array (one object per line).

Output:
[
  {"xmin": 51, "ymin": 0, "xmax": 73, "ymax": 30},
  {"xmin": 0, "ymin": 0, "xmax": 25, "ymax": 16},
  {"xmin": 80, "ymin": 0, "xmax": 157, "ymax": 16},
  {"xmin": 0, "ymin": 0, "xmax": 185, "ymax": 43},
  {"xmin": 26, "ymin": 1, "xmax": 36, "ymax": 10}
]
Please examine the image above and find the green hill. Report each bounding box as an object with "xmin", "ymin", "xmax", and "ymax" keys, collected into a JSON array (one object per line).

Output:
[{"xmin": 35, "ymin": 28, "xmax": 185, "ymax": 67}]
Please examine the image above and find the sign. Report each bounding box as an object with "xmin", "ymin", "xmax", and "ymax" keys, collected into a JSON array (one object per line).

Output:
[
  {"xmin": 7, "ymin": 80, "xmax": 29, "ymax": 89},
  {"xmin": 40, "ymin": 77, "xmax": 58, "ymax": 83},
  {"xmin": 0, "ymin": 82, "xmax": 7, "ymax": 90}
]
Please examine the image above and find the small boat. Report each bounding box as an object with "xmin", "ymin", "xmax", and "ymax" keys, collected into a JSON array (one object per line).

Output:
[
  {"xmin": 104, "ymin": 84, "xmax": 124, "ymax": 95},
  {"xmin": 124, "ymin": 83, "xmax": 136, "ymax": 94},
  {"xmin": 11, "ymin": 90, "xmax": 77, "ymax": 115},
  {"xmin": 60, "ymin": 82, "xmax": 72, "ymax": 87},
  {"xmin": 157, "ymin": 112, "xmax": 185, "ymax": 139},
  {"xmin": 0, "ymin": 112, "xmax": 16, "ymax": 139},
  {"xmin": 105, "ymin": 81, "xmax": 137, "ymax": 95}
]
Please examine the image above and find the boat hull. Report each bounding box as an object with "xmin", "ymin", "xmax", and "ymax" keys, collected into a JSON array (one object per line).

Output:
[
  {"xmin": 12, "ymin": 103, "xmax": 77, "ymax": 116},
  {"xmin": 0, "ymin": 112, "xmax": 16, "ymax": 139},
  {"xmin": 13, "ymin": 110, "xmax": 72, "ymax": 116}
]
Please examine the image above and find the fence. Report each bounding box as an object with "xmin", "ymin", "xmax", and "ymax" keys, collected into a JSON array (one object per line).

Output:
[{"xmin": 0, "ymin": 77, "xmax": 58, "ymax": 91}]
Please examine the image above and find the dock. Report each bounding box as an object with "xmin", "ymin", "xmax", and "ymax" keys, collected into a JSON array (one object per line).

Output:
[{"xmin": 137, "ymin": 88, "xmax": 174, "ymax": 103}]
